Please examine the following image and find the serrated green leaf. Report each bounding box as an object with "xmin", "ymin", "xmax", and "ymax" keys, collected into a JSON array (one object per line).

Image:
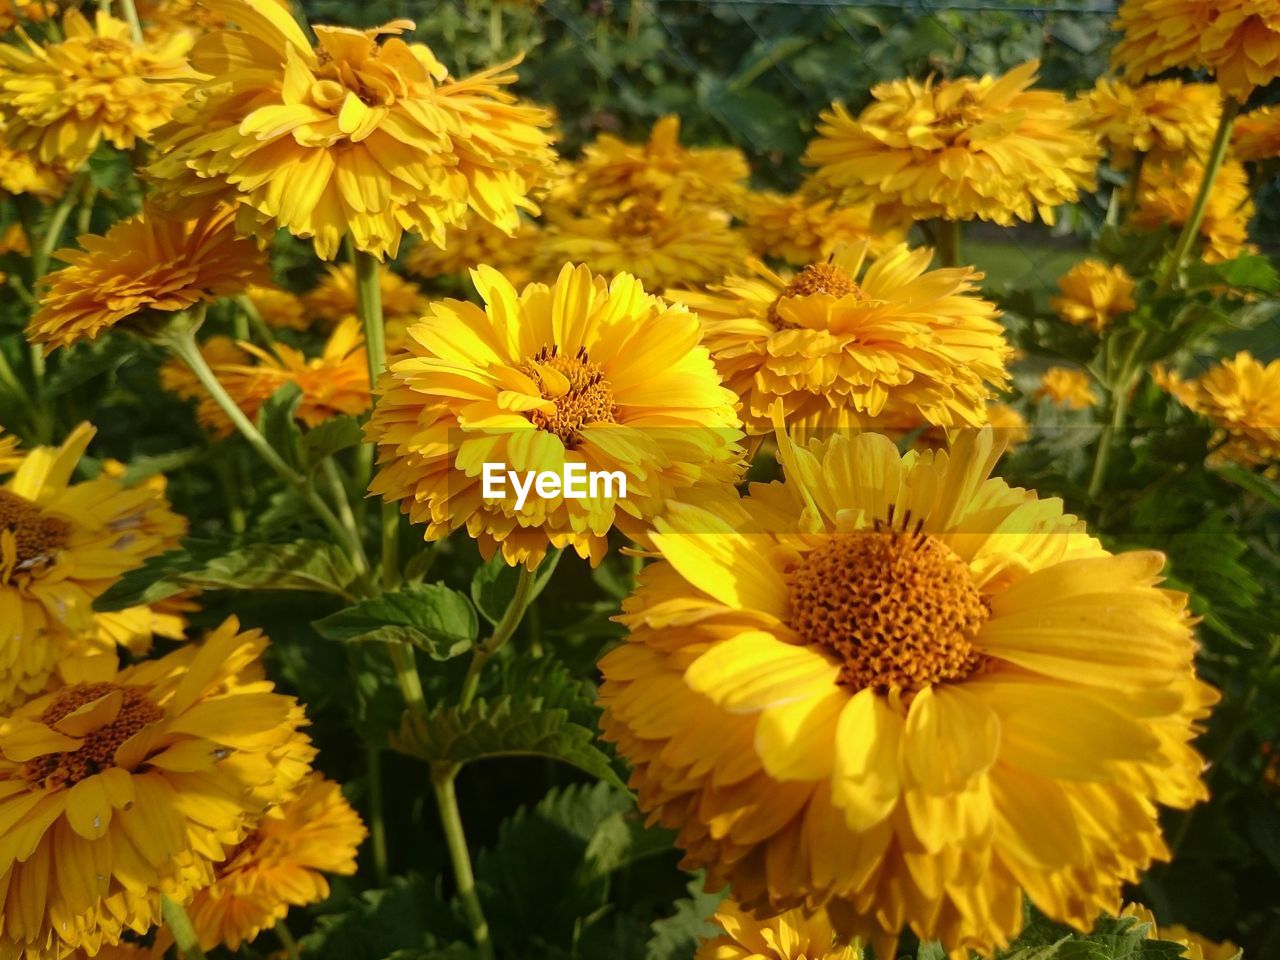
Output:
[
  {"xmin": 1184, "ymin": 254, "xmax": 1280, "ymax": 294},
  {"xmin": 299, "ymin": 874, "xmax": 464, "ymax": 960},
  {"xmin": 94, "ymin": 537, "xmax": 361, "ymax": 610},
  {"xmin": 645, "ymin": 874, "xmax": 724, "ymax": 960},
  {"xmin": 258, "ymin": 381, "xmax": 303, "ymax": 470},
  {"xmin": 302, "ymin": 414, "xmax": 365, "ymax": 469},
  {"xmin": 314, "ymin": 584, "xmax": 477, "ymax": 659},
  {"xmin": 470, "ymin": 552, "xmax": 520, "ymax": 625}
]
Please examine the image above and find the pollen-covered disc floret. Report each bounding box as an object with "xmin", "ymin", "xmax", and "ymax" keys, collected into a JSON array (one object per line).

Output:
[
  {"xmin": 599, "ymin": 428, "xmax": 1216, "ymax": 957},
  {"xmin": 518, "ymin": 346, "xmax": 618, "ymax": 446}
]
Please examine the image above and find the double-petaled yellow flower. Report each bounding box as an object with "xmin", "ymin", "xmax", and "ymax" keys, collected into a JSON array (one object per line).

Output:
[
  {"xmin": 804, "ymin": 61, "xmax": 1100, "ymax": 226},
  {"xmin": 743, "ymin": 188, "xmax": 907, "ymax": 266},
  {"xmin": 1234, "ymin": 106, "xmax": 1280, "ymax": 162},
  {"xmin": 1035, "ymin": 366, "xmax": 1098, "ymax": 409},
  {"xmin": 696, "ymin": 902, "xmax": 858, "ymax": 960},
  {"xmin": 1159, "ymin": 352, "xmax": 1280, "ymax": 469},
  {"xmin": 148, "ymin": 0, "xmax": 556, "ymax": 259},
  {"xmin": 1084, "ymin": 78, "xmax": 1221, "ymax": 169},
  {"xmin": 599, "ymin": 428, "xmax": 1214, "ymax": 956},
  {"xmin": 1130, "ymin": 157, "xmax": 1254, "ymax": 263},
  {"xmin": 1051, "ymin": 259, "xmax": 1137, "ymax": 333}
]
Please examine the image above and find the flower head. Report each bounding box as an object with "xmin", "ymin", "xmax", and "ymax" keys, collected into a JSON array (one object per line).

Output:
[
  {"xmin": 668, "ymin": 242, "xmax": 1011, "ymax": 435},
  {"xmin": 803, "ymin": 62, "xmax": 1100, "ymax": 226},
  {"xmin": 1113, "ymin": 0, "xmax": 1280, "ymax": 99},
  {"xmin": 404, "ymin": 211, "xmax": 542, "ymax": 287},
  {"xmin": 1233, "ymin": 106, "xmax": 1280, "ymax": 162},
  {"xmin": 0, "ymin": 8, "xmax": 193, "ymax": 169},
  {"xmin": 1159, "ymin": 352, "xmax": 1280, "ymax": 468},
  {"xmin": 27, "ymin": 204, "xmax": 268, "ymax": 352},
  {"xmin": 148, "ymin": 0, "xmax": 556, "ymax": 259},
  {"xmin": 1035, "ymin": 366, "xmax": 1097, "ymax": 409},
  {"xmin": 1084, "ymin": 78, "xmax": 1221, "ymax": 168},
  {"xmin": 244, "ymin": 284, "xmax": 307, "ymax": 331},
  {"xmin": 1130, "ymin": 157, "xmax": 1254, "ymax": 263},
  {"xmin": 0, "ymin": 616, "xmax": 312, "ymax": 958},
  {"xmin": 1, "ymin": 424, "xmax": 186, "ymax": 708},
  {"xmin": 367, "ymin": 263, "xmax": 744, "ymax": 568},
  {"xmin": 599, "ymin": 428, "xmax": 1214, "ymax": 955},
  {"xmin": 557, "ymin": 115, "xmax": 749, "ymax": 211},
  {"xmin": 0, "ymin": 144, "xmax": 67, "ymax": 198},
  {"xmin": 743, "ymin": 188, "xmax": 908, "ymax": 266},
  {"xmin": 540, "ymin": 192, "xmax": 748, "ymax": 290},
  {"xmin": 303, "ymin": 263, "xmax": 429, "ymax": 350},
  {"xmin": 696, "ymin": 902, "xmax": 858, "ymax": 960},
  {"xmin": 187, "ymin": 773, "xmax": 365, "ymax": 951},
  {"xmin": 1051, "ymin": 259, "xmax": 1137, "ymax": 332}
]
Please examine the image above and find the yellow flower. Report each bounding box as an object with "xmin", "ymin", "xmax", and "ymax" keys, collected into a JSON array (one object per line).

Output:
[
  {"xmin": 803, "ymin": 61, "xmax": 1100, "ymax": 226},
  {"xmin": 557, "ymin": 115, "xmax": 749, "ymax": 211},
  {"xmin": 1233, "ymin": 105, "xmax": 1280, "ymax": 162},
  {"xmin": 696, "ymin": 901, "xmax": 858, "ymax": 960},
  {"xmin": 162, "ymin": 321, "xmax": 370, "ymax": 437},
  {"xmin": 1035, "ymin": 366, "xmax": 1098, "ymax": 409},
  {"xmin": 187, "ymin": 773, "xmax": 366, "ymax": 951},
  {"xmin": 1130, "ymin": 157, "xmax": 1254, "ymax": 263},
  {"xmin": 1160, "ymin": 352, "xmax": 1280, "ymax": 468},
  {"xmin": 1120, "ymin": 905, "xmax": 1242, "ymax": 960},
  {"xmin": 1113, "ymin": 0, "xmax": 1280, "ymax": 99},
  {"xmin": 540, "ymin": 193, "xmax": 748, "ymax": 290},
  {"xmin": 135, "ymin": 0, "xmax": 292, "ymax": 37},
  {"xmin": 244, "ymin": 284, "xmax": 308, "ymax": 332},
  {"xmin": 1051, "ymin": 259, "xmax": 1137, "ymax": 333},
  {"xmin": 303, "ymin": 263, "xmax": 430, "ymax": 350},
  {"xmin": 599, "ymin": 428, "xmax": 1215, "ymax": 956},
  {"xmin": 27, "ymin": 203, "xmax": 269, "ymax": 352},
  {"xmin": 0, "ymin": 424, "xmax": 187, "ymax": 708},
  {"xmin": 148, "ymin": 0, "xmax": 556, "ymax": 260},
  {"xmin": 403, "ymin": 212, "xmax": 541, "ymax": 287},
  {"xmin": 743, "ymin": 188, "xmax": 908, "ymax": 266},
  {"xmin": 0, "ymin": 8, "xmax": 193, "ymax": 169},
  {"xmin": 0, "ymin": 616, "xmax": 313, "ymax": 959},
  {"xmin": 669, "ymin": 242, "xmax": 1011, "ymax": 435},
  {"xmin": 367, "ymin": 263, "xmax": 744, "ymax": 568},
  {"xmin": 0, "ymin": 144, "xmax": 67, "ymax": 198},
  {"xmin": 1084, "ymin": 78, "xmax": 1221, "ymax": 168},
  {"xmin": 985, "ymin": 401, "xmax": 1030, "ymax": 449}
]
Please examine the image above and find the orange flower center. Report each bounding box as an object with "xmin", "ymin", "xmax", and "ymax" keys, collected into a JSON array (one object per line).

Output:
[
  {"xmin": 787, "ymin": 528, "xmax": 989, "ymax": 693},
  {"xmin": 518, "ymin": 345, "xmax": 617, "ymax": 448},
  {"xmin": 768, "ymin": 262, "xmax": 863, "ymax": 329},
  {"xmin": 0, "ymin": 489, "xmax": 70, "ymax": 571},
  {"xmin": 23, "ymin": 682, "xmax": 163, "ymax": 789}
]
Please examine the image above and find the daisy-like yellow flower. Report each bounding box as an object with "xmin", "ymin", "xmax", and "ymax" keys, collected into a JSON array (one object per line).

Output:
[
  {"xmin": 803, "ymin": 61, "xmax": 1100, "ymax": 226},
  {"xmin": 697, "ymin": 902, "xmax": 858, "ymax": 960},
  {"xmin": 557, "ymin": 115, "xmax": 749, "ymax": 211},
  {"xmin": 0, "ymin": 616, "xmax": 313, "ymax": 959},
  {"xmin": 27, "ymin": 203, "xmax": 268, "ymax": 352},
  {"xmin": 147, "ymin": 0, "xmax": 556, "ymax": 260},
  {"xmin": 541, "ymin": 193, "xmax": 748, "ymax": 291},
  {"xmin": 1036, "ymin": 366, "xmax": 1098, "ymax": 409},
  {"xmin": 743, "ymin": 188, "xmax": 908, "ymax": 266},
  {"xmin": 0, "ymin": 8, "xmax": 193, "ymax": 169},
  {"xmin": 1051, "ymin": 259, "xmax": 1137, "ymax": 333},
  {"xmin": 162, "ymin": 320, "xmax": 370, "ymax": 437},
  {"xmin": 404, "ymin": 212, "xmax": 542, "ymax": 287},
  {"xmin": 303, "ymin": 263, "xmax": 429, "ymax": 350},
  {"xmin": 1120, "ymin": 905, "xmax": 1242, "ymax": 960},
  {"xmin": 669, "ymin": 242, "xmax": 1010, "ymax": 435},
  {"xmin": 1130, "ymin": 157, "xmax": 1254, "ymax": 263},
  {"xmin": 1160, "ymin": 352, "xmax": 1280, "ymax": 468},
  {"xmin": 599, "ymin": 427, "xmax": 1215, "ymax": 956},
  {"xmin": 1084, "ymin": 78, "xmax": 1221, "ymax": 168},
  {"xmin": 1233, "ymin": 106, "xmax": 1280, "ymax": 162},
  {"xmin": 1113, "ymin": 0, "xmax": 1280, "ymax": 99},
  {"xmin": 1, "ymin": 424, "xmax": 186, "ymax": 708},
  {"xmin": 187, "ymin": 773, "xmax": 366, "ymax": 951},
  {"xmin": 0, "ymin": 144, "xmax": 67, "ymax": 197},
  {"xmin": 367, "ymin": 263, "xmax": 744, "ymax": 568},
  {"xmin": 244, "ymin": 284, "xmax": 308, "ymax": 332}
]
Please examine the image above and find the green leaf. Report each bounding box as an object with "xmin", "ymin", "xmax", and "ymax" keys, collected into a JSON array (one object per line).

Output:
[
  {"xmin": 302, "ymin": 414, "xmax": 364, "ymax": 469},
  {"xmin": 314, "ymin": 584, "xmax": 478, "ymax": 659},
  {"xmin": 1212, "ymin": 463, "xmax": 1280, "ymax": 507},
  {"xmin": 299, "ymin": 874, "xmax": 464, "ymax": 960},
  {"xmin": 258, "ymin": 381, "xmax": 303, "ymax": 470},
  {"xmin": 644, "ymin": 874, "xmax": 724, "ymax": 960},
  {"xmin": 470, "ymin": 552, "xmax": 521, "ymax": 625},
  {"xmin": 45, "ymin": 336, "xmax": 138, "ymax": 397},
  {"xmin": 94, "ymin": 538, "xmax": 361, "ymax": 610},
  {"xmin": 1183, "ymin": 254, "xmax": 1280, "ymax": 294}
]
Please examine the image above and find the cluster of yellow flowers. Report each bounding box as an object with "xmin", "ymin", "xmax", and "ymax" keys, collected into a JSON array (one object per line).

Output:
[{"xmin": 1159, "ymin": 354, "xmax": 1280, "ymax": 470}]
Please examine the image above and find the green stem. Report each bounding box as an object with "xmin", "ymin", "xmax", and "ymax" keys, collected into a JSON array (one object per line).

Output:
[
  {"xmin": 489, "ymin": 0, "xmax": 503, "ymax": 50},
  {"xmin": 1155, "ymin": 98, "xmax": 1240, "ymax": 297},
  {"xmin": 1087, "ymin": 335, "xmax": 1144, "ymax": 502},
  {"xmin": 161, "ymin": 319, "xmax": 372, "ymax": 579},
  {"xmin": 236, "ymin": 294, "xmax": 282, "ymax": 360},
  {"xmin": 934, "ymin": 218, "xmax": 962, "ymax": 268},
  {"xmin": 117, "ymin": 0, "xmax": 144, "ymax": 43},
  {"xmin": 367, "ymin": 745, "xmax": 390, "ymax": 887},
  {"xmin": 460, "ymin": 565, "xmax": 538, "ymax": 710},
  {"xmin": 352, "ymin": 247, "xmax": 399, "ymax": 590},
  {"xmin": 321, "ymin": 457, "xmax": 362, "ymax": 551},
  {"xmin": 32, "ymin": 171, "xmax": 86, "ymax": 280},
  {"xmin": 1122, "ymin": 151, "xmax": 1147, "ymax": 220},
  {"xmin": 432, "ymin": 767, "xmax": 496, "ymax": 960},
  {"xmin": 160, "ymin": 895, "xmax": 207, "ymax": 960},
  {"xmin": 275, "ymin": 919, "xmax": 301, "ymax": 960}
]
